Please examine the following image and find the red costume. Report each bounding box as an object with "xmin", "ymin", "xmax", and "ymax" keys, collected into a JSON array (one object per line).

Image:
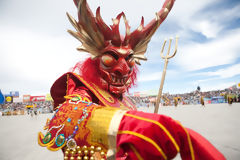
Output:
[{"xmin": 38, "ymin": 0, "xmax": 226, "ymax": 159}]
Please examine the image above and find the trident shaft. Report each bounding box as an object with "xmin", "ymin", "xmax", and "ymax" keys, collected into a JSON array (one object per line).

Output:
[{"xmin": 154, "ymin": 36, "xmax": 179, "ymax": 114}]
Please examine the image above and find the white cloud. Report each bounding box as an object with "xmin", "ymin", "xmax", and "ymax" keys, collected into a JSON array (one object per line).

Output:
[
  {"xmin": 191, "ymin": 20, "xmax": 223, "ymax": 38},
  {"xmin": 201, "ymin": 81, "xmax": 236, "ymax": 92},
  {"xmin": 138, "ymin": 72, "xmax": 162, "ymax": 82},
  {"xmin": 1, "ymin": 0, "xmax": 239, "ymax": 96},
  {"xmin": 0, "ymin": 26, "xmax": 89, "ymax": 95},
  {"xmin": 169, "ymin": 0, "xmax": 240, "ymax": 39},
  {"xmin": 195, "ymin": 63, "xmax": 240, "ymax": 79},
  {"xmin": 138, "ymin": 70, "xmax": 178, "ymax": 82},
  {"xmin": 175, "ymin": 28, "xmax": 240, "ymax": 71}
]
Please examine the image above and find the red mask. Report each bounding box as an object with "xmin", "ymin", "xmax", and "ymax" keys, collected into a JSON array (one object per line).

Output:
[
  {"xmin": 99, "ymin": 45, "xmax": 135, "ymax": 95},
  {"xmin": 68, "ymin": 0, "xmax": 175, "ymax": 96}
]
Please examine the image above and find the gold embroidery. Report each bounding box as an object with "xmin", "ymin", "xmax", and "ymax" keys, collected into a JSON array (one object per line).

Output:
[
  {"xmin": 176, "ymin": 121, "xmax": 195, "ymax": 160},
  {"xmin": 118, "ymin": 130, "xmax": 167, "ymax": 160},
  {"xmin": 123, "ymin": 97, "xmax": 135, "ymax": 110},
  {"xmin": 129, "ymin": 144, "xmax": 144, "ymax": 160},
  {"xmin": 124, "ymin": 113, "xmax": 180, "ymax": 153},
  {"xmin": 87, "ymin": 107, "xmax": 119, "ymax": 150},
  {"xmin": 91, "ymin": 83, "xmax": 114, "ymax": 103}
]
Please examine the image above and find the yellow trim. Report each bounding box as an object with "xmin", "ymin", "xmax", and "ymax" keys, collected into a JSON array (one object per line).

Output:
[
  {"xmin": 38, "ymin": 132, "xmax": 66, "ymax": 151},
  {"xmin": 83, "ymin": 97, "xmax": 91, "ymax": 103},
  {"xmin": 72, "ymin": 73, "xmax": 114, "ymax": 107},
  {"xmin": 118, "ymin": 130, "xmax": 167, "ymax": 160},
  {"xmin": 72, "ymin": 72, "xmax": 134, "ymax": 110},
  {"xmin": 123, "ymin": 97, "xmax": 136, "ymax": 110},
  {"xmin": 64, "ymin": 94, "xmax": 83, "ymax": 101},
  {"xmin": 66, "ymin": 73, "xmax": 69, "ymax": 95},
  {"xmin": 176, "ymin": 121, "xmax": 195, "ymax": 160},
  {"xmin": 87, "ymin": 107, "xmax": 119, "ymax": 150},
  {"xmin": 38, "ymin": 132, "xmax": 55, "ymax": 147},
  {"xmin": 47, "ymin": 141, "xmax": 66, "ymax": 151},
  {"xmin": 73, "ymin": 73, "xmax": 130, "ymax": 110},
  {"xmin": 129, "ymin": 144, "xmax": 144, "ymax": 160},
  {"xmin": 124, "ymin": 113, "xmax": 180, "ymax": 152}
]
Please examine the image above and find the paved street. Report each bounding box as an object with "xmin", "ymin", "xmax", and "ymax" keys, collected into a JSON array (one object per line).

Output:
[{"xmin": 0, "ymin": 103, "xmax": 240, "ymax": 160}]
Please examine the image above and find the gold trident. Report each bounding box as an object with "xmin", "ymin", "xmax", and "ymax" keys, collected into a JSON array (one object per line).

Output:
[{"xmin": 154, "ymin": 36, "xmax": 179, "ymax": 114}]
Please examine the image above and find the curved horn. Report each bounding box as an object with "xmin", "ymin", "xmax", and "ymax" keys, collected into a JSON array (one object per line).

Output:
[
  {"xmin": 95, "ymin": 7, "xmax": 113, "ymax": 41},
  {"xmin": 110, "ymin": 12, "xmax": 125, "ymax": 46},
  {"xmin": 68, "ymin": 0, "xmax": 105, "ymax": 56},
  {"xmin": 126, "ymin": 0, "xmax": 175, "ymax": 57}
]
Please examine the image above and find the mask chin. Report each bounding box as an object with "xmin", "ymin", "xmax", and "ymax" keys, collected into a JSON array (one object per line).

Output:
[
  {"xmin": 109, "ymin": 84, "xmax": 127, "ymax": 95},
  {"xmin": 98, "ymin": 72, "xmax": 127, "ymax": 96},
  {"xmin": 99, "ymin": 76, "xmax": 127, "ymax": 95}
]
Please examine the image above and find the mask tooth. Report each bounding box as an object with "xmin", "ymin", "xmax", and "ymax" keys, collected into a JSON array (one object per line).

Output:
[
  {"xmin": 111, "ymin": 75, "xmax": 114, "ymax": 82},
  {"xmin": 114, "ymin": 77, "xmax": 116, "ymax": 83},
  {"xmin": 124, "ymin": 77, "xmax": 127, "ymax": 84},
  {"xmin": 126, "ymin": 78, "xmax": 131, "ymax": 85},
  {"xmin": 121, "ymin": 78, "xmax": 124, "ymax": 84}
]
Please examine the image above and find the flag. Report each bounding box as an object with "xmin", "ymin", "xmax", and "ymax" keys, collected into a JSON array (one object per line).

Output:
[{"xmin": 0, "ymin": 90, "xmax": 4, "ymax": 104}]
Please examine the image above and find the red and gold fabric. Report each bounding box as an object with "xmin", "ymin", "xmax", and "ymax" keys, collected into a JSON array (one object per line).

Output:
[
  {"xmin": 50, "ymin": 72, "xmax": 136, "ymax": 110},
  {"xmin": 38, "ymin": 72, "xmax": 225, "ymax": 160},
  {"xmin": 38, "ymin": 95, "xmax": 226, "ymax": 160},
  {"xmin": 116, "ymin": 110, "xmax": 226, "ymax": 160}
]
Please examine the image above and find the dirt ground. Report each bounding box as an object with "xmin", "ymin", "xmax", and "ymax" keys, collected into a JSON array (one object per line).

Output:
[{"xmin": 0, "ymin": 103, "xmax": 239, "ymax": 160}]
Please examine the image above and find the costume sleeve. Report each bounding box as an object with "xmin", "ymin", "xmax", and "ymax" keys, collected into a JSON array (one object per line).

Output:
[{"xmin": 116, "ymin": 110, "xmax": 226, "ymax": 160}]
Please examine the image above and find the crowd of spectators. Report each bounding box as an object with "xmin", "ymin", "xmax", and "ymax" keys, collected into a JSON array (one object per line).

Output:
[
  {"xmin": 129, "ymin": 86, "xmax": 240, "ymax": 107},
  {"xmin": 0, "ymin": 101, "xmax": 53, "ymax": 116},
  {"xmin": 1, "ymin": 86, "xmax": 239, "ymax": 115}
]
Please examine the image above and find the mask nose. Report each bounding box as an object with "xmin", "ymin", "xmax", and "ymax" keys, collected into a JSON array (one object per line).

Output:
[{"xmin": 113, "ymin": 58, "xmax": 130, "ymax": 77}]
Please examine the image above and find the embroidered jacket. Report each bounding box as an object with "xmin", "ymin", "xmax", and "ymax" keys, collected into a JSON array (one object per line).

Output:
[{"xmin": 38, "ymin": 72, "xmax": 226, "ymax": 160}]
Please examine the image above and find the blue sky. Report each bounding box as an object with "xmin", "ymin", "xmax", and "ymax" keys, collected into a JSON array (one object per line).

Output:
[{"xmin": 0, "ymin": 0, "xmax": 240, "ymax": 96}]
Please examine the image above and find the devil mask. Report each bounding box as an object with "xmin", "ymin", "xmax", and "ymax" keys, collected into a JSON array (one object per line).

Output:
[{"xmin": 68, "ymin": 0, "xmax": 175, "ymax": 96}]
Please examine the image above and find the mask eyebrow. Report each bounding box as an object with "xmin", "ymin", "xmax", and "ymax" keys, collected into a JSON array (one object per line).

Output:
[
  {"xmin": 105, "ymin": 51, "xmax": 119, "ymax": 60},
  {"xmin": 125, "ymin": 54, "xmax": 133, "ymax": 61}
]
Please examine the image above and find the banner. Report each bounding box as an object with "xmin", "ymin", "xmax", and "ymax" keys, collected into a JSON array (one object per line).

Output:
[
  {"xmin": 30, "ymin": 96, "xmax": 45, "ymax": 102},
  {"xmin": 134, "ymin": 92, "xmax": 141, "ymax": 97},
  {"xmin": 13, "ymin": 97, "xmax": 23, "ymax": 103},
  {"xmin": 23, "ymin": 95, "xmax": 31, "ymax": 102},
  {"xmin": 10, "ymin": 91, "xmax": 19, "ymax": 97},
  {"xmin": 5, "ymin": 95, "xmax": 13, "ymax": 103}
]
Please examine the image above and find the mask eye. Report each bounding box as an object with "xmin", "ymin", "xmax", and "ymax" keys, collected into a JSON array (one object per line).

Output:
[
  {"xmin": 125, "ymin": 54, "xmax": 135, "ymax": 67},
  {"xmin": 101, "ymin": 54, "xmax": 115, "ymax": 67},
  {"xmin": 128, "ymin": 58, "xmax": 135, "ymax": 67}
]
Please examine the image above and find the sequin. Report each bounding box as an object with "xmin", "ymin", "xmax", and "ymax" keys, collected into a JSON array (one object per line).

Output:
[
  {"xmin": 67, "ymin": 118, "xmax": 71, "ymax": 122},
  {"xmin": 72, "ymin": 97, "xmax": 80, "ymax": 102},
  {"xmin": 43, "ymin": 132, "xmax": 51, "ymax": 144},
  {"xmin": 87, "ymin": 103, "xmax": 92, "ymax": 106},
  {"xmin": 56, "ymin": 134, "xmax": 65, "ymax": 147},
  {"xmin": 67, "ymin": 138, "xmax": 77, "ymax": 150},
  {"xmin": 82, "ymin": 101, "xmax": 88, "ymax": 104},
  {"xmin": 74, "ymin": 107, "xmax": 78, "ymax": 110},
  {"xmin": 75, "ymin": 126, "xmax": 79, "ymax": 130}
]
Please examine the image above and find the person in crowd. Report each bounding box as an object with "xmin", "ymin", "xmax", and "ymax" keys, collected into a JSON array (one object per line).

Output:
[{"xmin": 200, "ymin": 96, "xmax": 205, "ymax": 107}]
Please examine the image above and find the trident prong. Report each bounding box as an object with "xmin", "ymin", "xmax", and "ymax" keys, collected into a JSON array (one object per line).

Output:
[
  {"xmin": 160, "ymin": 36, "xmax": 178, "ymax": 59},
  {"xmin": 154, "ymin": 36, "xmax": 179, "ymax": 114}
]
